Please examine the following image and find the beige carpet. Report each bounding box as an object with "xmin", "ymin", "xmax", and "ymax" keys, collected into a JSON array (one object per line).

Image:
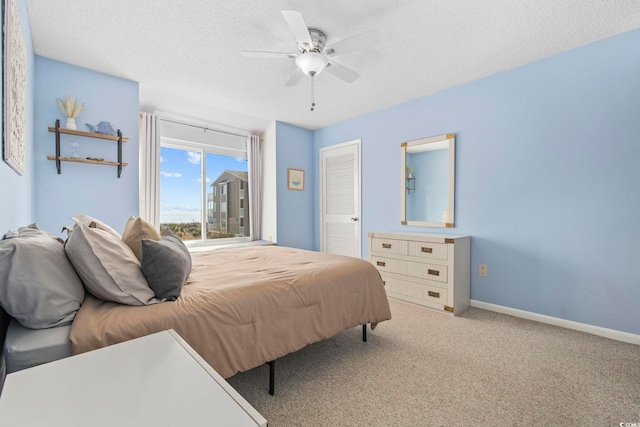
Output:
[{"xmin": 227, "ymin": 299, "xmax": 640, "ymax": 426}]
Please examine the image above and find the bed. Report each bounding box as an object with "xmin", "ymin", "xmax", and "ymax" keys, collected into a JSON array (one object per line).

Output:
[
  {"xmin": 70, "ymin": 245, "xmax": 392, "ymax": 381},
  {"xmin": 0, "ymin": 308, "xmax": 9, "ymax": 392},
  {"xmin": 2, "ymin": 239, "xmax": 391, "ymax": 393}
]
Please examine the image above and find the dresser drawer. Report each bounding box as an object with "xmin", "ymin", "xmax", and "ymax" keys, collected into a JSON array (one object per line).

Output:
[
  {"xmin": 371, "ymin": 238, "xmax": 408, "ymax": 255},
  {"xmin": 382, "ymin": 276, "xmax": 448, "ymax": 306},
  {"xmin": 407, "ymin": 241, "xmax": 448, "ymax": 261},
  {"xmin": 371, "ymin": 256, "xmax": 448, "ymax": 283}
]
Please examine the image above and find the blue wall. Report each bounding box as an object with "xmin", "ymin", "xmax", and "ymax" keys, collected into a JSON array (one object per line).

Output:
[
  {"xmin": 275, "ymin": 121, "xmax": 314, "ymax": 250},
  {"xmin": 0, "ymin": 0, "xmax": 35, "ymax": 233},
  {"xmin": 33, "ymin": 57, "xmax": 139, "ymax": 235},
  {"xmin": 312, "ymin": 29, "xmax": 640, "ymax": 335}
]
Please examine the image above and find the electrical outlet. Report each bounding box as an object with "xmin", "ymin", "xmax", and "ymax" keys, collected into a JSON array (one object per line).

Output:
[{"xmin": 479, "ymin": 264, "xmax": 488, "ymax": 277}]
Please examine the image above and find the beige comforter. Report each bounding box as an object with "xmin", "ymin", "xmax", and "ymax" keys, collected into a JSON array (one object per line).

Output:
[{"xmin": 70, "ymin": 245, "xmax": 391, "ymax": 378}]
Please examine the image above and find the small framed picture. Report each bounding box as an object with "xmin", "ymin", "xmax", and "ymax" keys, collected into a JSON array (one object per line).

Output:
[{"xmin": 288, "ymin": 168, "xmax": 304, "ymax": 191}]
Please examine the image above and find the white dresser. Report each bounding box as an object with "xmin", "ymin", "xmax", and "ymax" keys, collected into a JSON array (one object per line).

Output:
[{"xmin": 368, "ymin": 232, "xmax": 470, "ymax": 315}]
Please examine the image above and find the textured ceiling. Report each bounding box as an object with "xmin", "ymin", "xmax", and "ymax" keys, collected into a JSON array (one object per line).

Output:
[{"xmin": 26, "ymin": 0, "xmax": 640, "ymax": 134}]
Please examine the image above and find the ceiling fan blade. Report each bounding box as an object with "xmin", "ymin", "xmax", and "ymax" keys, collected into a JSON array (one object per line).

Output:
[
  {"xmin": 284, "ymin": 68, "xmax": 305, "ymax": 87},
  {"xmin": 324, "ymin": 30, "xmax": 380, "ymax": 56},
  {"xmin": 241, "ymin": 51, "xmax": 297, "ymax": 59},
  {"xmin": 326, "ymin": 60, "xmax": 360, "ymax": 83},
  {"xmin": 281, "ymin": 10, "xmax": 313, "ymax": 48}
]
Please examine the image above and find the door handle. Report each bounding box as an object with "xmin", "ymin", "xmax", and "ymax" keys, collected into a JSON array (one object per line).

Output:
[{"xmin": 351, "ymin": 217, "xmax": 359, "ymax": 221}]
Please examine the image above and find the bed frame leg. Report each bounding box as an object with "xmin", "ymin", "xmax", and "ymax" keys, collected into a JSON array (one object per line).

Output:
[
  {"xmin": 266, "ymin": 325, "xmax": 365, "ymax": 395},
  {"xmin": 267, "ymin": 360, "xmax": 275, "ymax": 396},
  {"xmin": 265, "ymin": 326, "xmax": 365, "ymax": 395}
]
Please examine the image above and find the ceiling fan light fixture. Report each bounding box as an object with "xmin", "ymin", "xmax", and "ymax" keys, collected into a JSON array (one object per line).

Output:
[{"xmin": 295, "ymin": 52, "xmax": 328, "ymax": 77}]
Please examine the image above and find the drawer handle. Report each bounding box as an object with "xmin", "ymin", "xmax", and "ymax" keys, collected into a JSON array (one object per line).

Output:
[
  {"xmin": 421, "ymin": 247, "xmax": 433, "ymax": 253},
  {"xmin": 427, "ymin": 269, "xmax": 440, "ymax": 276},
  {"xmin": 382, "ymin": 243, "xmax": 392, "ymax": 249},
  {"xmin": 428, "ymin": 291, "xmax": 440, "ymax": 298},
  {"xmin": 377, "ymin": 261, "xmax": 386, "ymax": 267}
]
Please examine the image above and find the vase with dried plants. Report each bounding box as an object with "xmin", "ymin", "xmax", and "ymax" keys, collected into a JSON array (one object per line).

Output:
[
  {"xmin": 406, "ymin": 166, "xmax": 414, "ymax": 179},
  {"xmin": 56, "ymin": 96, "xmax": 86, "ymax": 130}
]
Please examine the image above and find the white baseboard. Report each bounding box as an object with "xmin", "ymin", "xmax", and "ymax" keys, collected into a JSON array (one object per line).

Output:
[{"xmin": 470, "ymin": 300, "xmax": 640, "ymax": 346}]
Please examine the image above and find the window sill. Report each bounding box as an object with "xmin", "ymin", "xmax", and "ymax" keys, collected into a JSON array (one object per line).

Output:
[{"xmin": 188, "ymin": 240, "xmax": 276, "ymax": 253}]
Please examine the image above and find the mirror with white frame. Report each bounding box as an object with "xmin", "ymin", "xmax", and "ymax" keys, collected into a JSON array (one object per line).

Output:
[{"xmin": 400, "ymin": 133, "xmax": 455, "ymax": 227}]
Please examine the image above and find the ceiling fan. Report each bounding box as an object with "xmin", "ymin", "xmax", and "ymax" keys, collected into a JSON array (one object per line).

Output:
[{"xmin": 241, "ymin": 10, "xmax": 380, "ymax": 87}]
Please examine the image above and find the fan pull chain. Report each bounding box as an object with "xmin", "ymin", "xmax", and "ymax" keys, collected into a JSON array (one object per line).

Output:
[{"xmin": 310, "ymin": 75, "xmax": 316, "ymax": 112}]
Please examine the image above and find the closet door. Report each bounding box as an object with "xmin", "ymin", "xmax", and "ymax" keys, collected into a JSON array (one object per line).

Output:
[{"xmin": 320, "ymin": 139, "xmax": 361, "ymax": 258}]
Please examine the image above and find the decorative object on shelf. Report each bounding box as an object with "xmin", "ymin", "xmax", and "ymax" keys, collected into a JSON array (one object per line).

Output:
[
  {"xmin": 56, "ymin": 96, "xmax": 86, "ymax": 130},
  {"xmin": 3, "ymin": 0, "xmax": 28, "ymax": 176},
  {"xmin": 86, "ymin": 121, "xmax": 117, "ymax": 136},
  {"xmin": 47, "ymin": 120, "xmax": 128, "ymax": 177},
  {"xmin": 69, "ymin": 142, "xmax": 80, "ymax": 158},
  {"xmin": 406, "ymin": 166, "xmax": 413, "ymax": 179},
  {"xmin": 288, "ymin": 168, "xmax": 305, "ymax": 190}
]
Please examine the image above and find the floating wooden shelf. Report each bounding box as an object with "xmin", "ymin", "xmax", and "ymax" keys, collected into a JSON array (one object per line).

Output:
[
  {"xmin": 406, "ymin": 177, "xmax": 415, "ymax": 194},
  {"xmin": 47, "ymin": 156, "xmax": 129, "ymax": 167},
  {"xmin": 47, "ymin": 126, "xmax": 129, "ymax": 142},
  {"xmin": 48, "ymin": 119, "xmax": 128, "ymax": 177}
]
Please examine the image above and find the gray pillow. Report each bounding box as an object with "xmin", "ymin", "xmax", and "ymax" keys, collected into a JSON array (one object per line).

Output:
[
  {"xmin": 65, "ymin": 221, "xmax": 159, "ymax": 306},
  {"xmin": 4, "ymin": 223, "xmax": 64, "ymax": 243},
  {"xmin": 0, "ymin": 226, "xmax": 85, "ymax": 329},
  {"xmin": 140, "ymin": 231, "xmax": 191, "ymax": 301}
]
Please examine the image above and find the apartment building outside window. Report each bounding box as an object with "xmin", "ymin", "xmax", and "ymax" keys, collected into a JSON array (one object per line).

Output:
[{"xmin": 206, "ymin": 170, "xmax": 250, "ymax": 238}]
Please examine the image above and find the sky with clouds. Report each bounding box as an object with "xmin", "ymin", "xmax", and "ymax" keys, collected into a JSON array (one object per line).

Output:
[{"xmin": 160, "ymin": 147, "xmax": 247, "ymax": 221}]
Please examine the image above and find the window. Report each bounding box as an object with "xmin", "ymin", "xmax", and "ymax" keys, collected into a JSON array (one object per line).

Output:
[
  {"xmin": 159, "ymin": 132, "xmax": 249, "ymax": 244},
  {"xmin": 158, "ymin": 147, "xmax": 202, "ymax": 241},
  {"xmin": 239, "ymin": 199, "xmax": 244, "ymax": 208}
]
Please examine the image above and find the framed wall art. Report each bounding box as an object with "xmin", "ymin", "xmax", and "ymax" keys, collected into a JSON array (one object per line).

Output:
[
  {"xmin": 3, "ymin": 0, "xmax": 27, "ymax": 175},
  {"xmin": 288, "ymin": 168, "xmax": 304, "ymax": 191}
]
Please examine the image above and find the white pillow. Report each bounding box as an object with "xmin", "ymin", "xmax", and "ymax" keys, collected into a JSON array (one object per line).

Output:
[
  {"xmin": 72, "ymin": 214, "xmax": 122, "ymax": 239},
  {"xmin": 65, "ymin": 221, "xmax": 159, "ymax": 306}
]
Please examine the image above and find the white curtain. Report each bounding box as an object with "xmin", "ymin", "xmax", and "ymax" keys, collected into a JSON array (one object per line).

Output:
[
  {"xmin": 138, "ymin": 113, "xmax": 160, "ymax": 229},
  {"xmin": 248, "ymin": 134, "xmax": 262, "ymax": 241}
]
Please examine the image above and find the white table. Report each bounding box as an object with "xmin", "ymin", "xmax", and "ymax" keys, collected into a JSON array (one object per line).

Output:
[{"xmin": 0, "ymin": 330, "xmax": 267, "ymax": 427}]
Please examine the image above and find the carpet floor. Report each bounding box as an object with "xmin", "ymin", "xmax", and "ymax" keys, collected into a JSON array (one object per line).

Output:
[{"xmin": 227, "ymin": 299, "xmax": 640, "ymax": 426}]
